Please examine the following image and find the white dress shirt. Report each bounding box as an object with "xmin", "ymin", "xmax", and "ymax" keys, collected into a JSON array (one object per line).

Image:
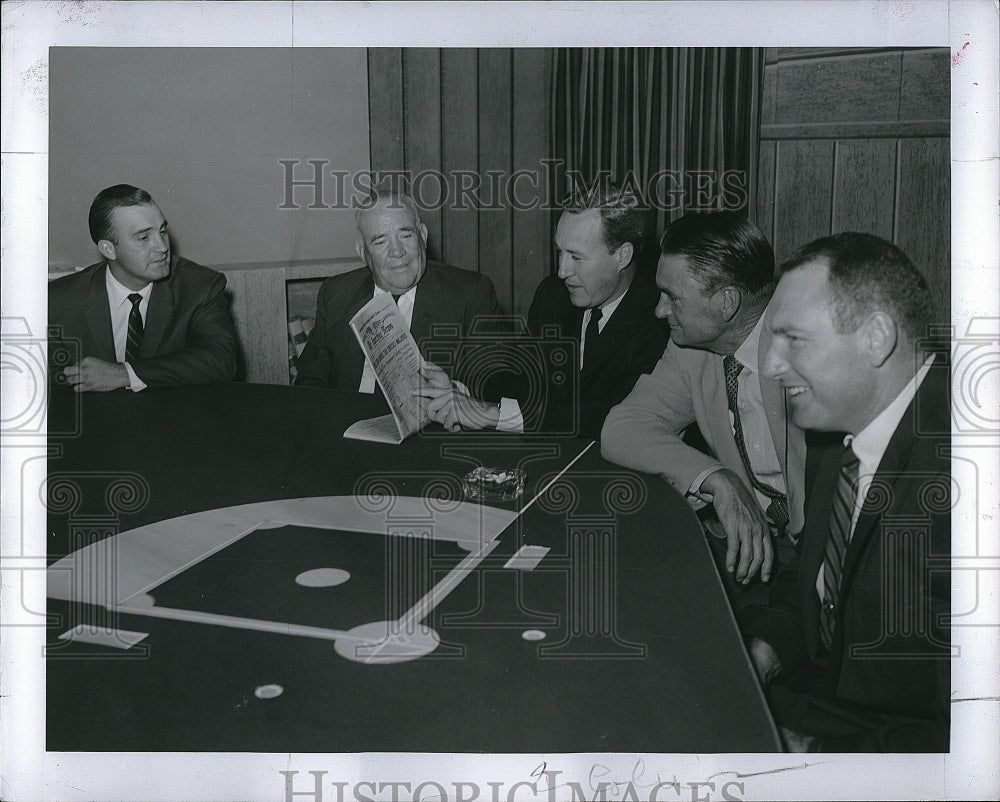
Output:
[
  {"xmin": 579, "ymin": 290, "xmax": 627, "ymax": 369},
  {"xmin": 105, "ymin": 267, "xmax": 151, "ymax": 392},
  {"xmin": 691, "ymin": 313, "xmax": 786, "ymax": 515},
  {"xmin": 816, "ymin": 355, "xmax": 935, "ymax": 599}
]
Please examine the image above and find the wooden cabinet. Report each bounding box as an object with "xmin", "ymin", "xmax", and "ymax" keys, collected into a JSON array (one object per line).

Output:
[{"xmin": 216, "ymin": 258, "xmax": 361, "ymax": 385}]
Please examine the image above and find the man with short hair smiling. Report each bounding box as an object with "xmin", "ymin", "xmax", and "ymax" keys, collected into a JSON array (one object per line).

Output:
[
  {"xmin": 602, "ymin": 212, "xmax": 805, "ymax": 586},
  {"xmin": 49, "ymin": 184, "xmax": 238, "ymax": 391},
  {"xmin": 415, "ymin": 178, "xmax": 669, "ymax": 440},
  {"xmin": 743, "ymin": 232, "xmax": 950, "ymax": 752},
  {"xmin": 294, "ymin": 189, "xmax": 499, "ymax": 391}
]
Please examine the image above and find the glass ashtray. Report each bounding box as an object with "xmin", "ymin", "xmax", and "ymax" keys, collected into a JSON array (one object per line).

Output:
[{"xmin": 462, "ymin": 467, "xmax": 527, "ymax": 502}]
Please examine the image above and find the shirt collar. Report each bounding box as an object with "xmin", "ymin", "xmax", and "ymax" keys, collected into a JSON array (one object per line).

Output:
[
  {"xmin": 373, "ymin": 284, "xmax": 416, "ymax": 303},
  {"xmin": 590, "ymin": 273, "xmax": 632, "ymax": 324},
  {"xmin": 105, "ymin": 265, "xmax": 153, "ymax": 309},
  {"xmin": 846, "ymin": 354, "xmax": 936, "ymax": 465},
  {"xmin": 733, "ymin": 311, "xmax": 767, "ymax": 373}
]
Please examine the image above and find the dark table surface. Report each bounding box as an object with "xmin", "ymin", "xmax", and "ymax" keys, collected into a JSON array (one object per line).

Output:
[{"xmin": 45, "ymin": 383, "xmax": 780, "ymax": 753}]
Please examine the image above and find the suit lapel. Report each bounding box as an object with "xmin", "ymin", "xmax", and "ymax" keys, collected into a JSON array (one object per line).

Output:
[
  {"xmin": 84, "ymin": 264, "xmax": 116, "ymax": 360},
  {"xmin": 409, "ymin": 262, "xmax": 439, "ymax": 344},
  {"xmin": 580, "ymin": 275, "xmax": 640, "ymax": 381},
  {"xmin": 345, "ymin": 271, "xmax": 375, "ymax": 385},
  {"xmin": 142, "ymin": 268, "xmax": 174, "ymax": 358}
]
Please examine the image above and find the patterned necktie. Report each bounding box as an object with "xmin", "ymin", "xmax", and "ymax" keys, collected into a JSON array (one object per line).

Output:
[
  {"xmin": 125, "ymin": 293, "xmax": 144, "ymax": 365},
  {"xmin": 583, "ymin": 306, "xmax": 603, "ymax": 370},
  {"xmin": 819, "ymin": 442, "xmax": 860, "ymax": 651},
  {"xmin": 723, "ymin": 355, "xmax": 790, "ymax": 535}
]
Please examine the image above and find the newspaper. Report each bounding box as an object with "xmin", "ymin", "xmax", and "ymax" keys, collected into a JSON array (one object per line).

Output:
[{"xmin": 342, "ymin": 293, "xmax": 429, "ymax": 444}]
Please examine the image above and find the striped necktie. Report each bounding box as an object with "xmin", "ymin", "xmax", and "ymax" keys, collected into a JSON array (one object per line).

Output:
[
  {"xmin": 819, "ymin": 442, "xmax": 860, "ymax": 651},
  {"xmin": 125, "ymin": 293, "xmax": 144, "ymax": 365},
  {"xmin": 723, "ymin": 355, "xmax": 790, "ymax": 535}
]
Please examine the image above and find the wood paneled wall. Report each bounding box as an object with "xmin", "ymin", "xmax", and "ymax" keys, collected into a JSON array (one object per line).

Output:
[
  {"xmin": 368, "ymin": 49, "xmax": 553, "ymax": 317},
  {"xmin": 756, "ymin": 48, "xmax": 950, "ymax": 321}
]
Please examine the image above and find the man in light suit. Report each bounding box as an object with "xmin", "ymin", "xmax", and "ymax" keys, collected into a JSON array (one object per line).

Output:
[
  {"xmin": 414, "ymin": 178, "xmax": 670, "ymax": 440},
  {"xmin": 49, "ymin": 184, "xmax": 238, "ymax": 391},
  {"xmin": 743, "ymin": 233, "xmax": 949, "ymax": 752},
  {"xmin": 602, "ymin": 212, "xmax": 805, "ymax": 585},
  {"xmin": 294, "ymin": 190, "xmax": 499, "ymax": 391}
]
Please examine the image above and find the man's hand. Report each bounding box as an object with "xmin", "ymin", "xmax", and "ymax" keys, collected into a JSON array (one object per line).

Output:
[
  {"xmin": 414, "ymin": 363, "xmax": 500, "ymax": 432},
  {"xmin": 418, "ymin": 360, "xmax": 453, "ymax": 390},
  {"xmin": 700, "ymin": 468, "xmax": 774, "ymax": 583},
  {"xmin": 61, "ymin": 357, "xmax": 130, "ymax": 392},
  {"xmin": 748, "ymin": 637, "xmax": 782, "ymax": 688}
]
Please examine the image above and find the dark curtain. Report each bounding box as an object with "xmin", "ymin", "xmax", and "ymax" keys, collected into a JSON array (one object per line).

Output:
[{"xmin": 551, "ymin": 48, "xmax": 765, "ymax": 248}]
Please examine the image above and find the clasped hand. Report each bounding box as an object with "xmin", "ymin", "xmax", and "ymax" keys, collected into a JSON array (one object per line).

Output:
[
  {"xmin": 412, "ymin": 362, "xmax": 499, "ymax": 432},
  {"xmin": 60, "ymin": 357, "xmax": 130, "ymax": 392}
]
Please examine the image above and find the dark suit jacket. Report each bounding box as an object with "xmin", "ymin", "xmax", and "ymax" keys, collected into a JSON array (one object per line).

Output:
[
  {"xmin": 525, "ymin": 267, "xmax": 670, "ymax": 440},
  {"xmin": 294, "ymin": 260, "xmax": 499, "ymax": 390},
  {"xmin": 742, "ymin": 360, "xmax": 951, "ymax": 751},
  {"xmin": 48, "ymin": 256, "xmax": 238, "ymax": 388}
]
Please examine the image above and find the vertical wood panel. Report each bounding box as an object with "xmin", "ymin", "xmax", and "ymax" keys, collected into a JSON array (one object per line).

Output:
[
  {"xmin": 403, "ymin": 49, "xmax": 443, "ymax": 260},
  {"xmin": 831, "ymin": 139, "xmax": 897, "ymax": 239},
  {"xmin": 756, "ymin": 139, "xmax": 776, "ymax": 250},
  {"xmin": 367, "ymin": 49, "xmax": 404, "ymax": 174},
  {"xmin": 477, "ymin": 49, "xmax": 514, "ymax": 313},
  {"xmin": 894, "ymin": 137, "xmax": 950, "ymax": 321},
  {"xmin": 220, "ymin": 267, "xmax": 288, "ymax": 385},
  {"xmin": 773, "ymin": 139, "xmax": 834, "ymax": 263},
  {"xmin": 511, "ymin": 49, "xmax": 552, "ymax": 318},
  {"xmin": 440, "ymin": 49, "xmax": 480, "ymax": 275}
]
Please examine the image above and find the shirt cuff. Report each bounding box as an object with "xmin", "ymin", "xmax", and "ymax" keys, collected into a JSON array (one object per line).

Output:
[
  {"xmin": 688, "ymin": 464, "xmax": 727, "ymax": 503},
  {"xmin": 496, "ymin": 398, "xmax": 524, "ymax": 433},
  {"xmin": 124, "ymin": 362, "xmax": 147, "ymax": 392}
]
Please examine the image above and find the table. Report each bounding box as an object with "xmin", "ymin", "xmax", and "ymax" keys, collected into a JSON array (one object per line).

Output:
[{"xmin": 45, "ymin": 384, "xmax": 780, "ymax": 752}]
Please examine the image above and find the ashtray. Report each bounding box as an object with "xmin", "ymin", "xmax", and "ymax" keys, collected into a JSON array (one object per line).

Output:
[{"xmin": 462, "ymin": 467, "xmax": 527, "ymax": 502}]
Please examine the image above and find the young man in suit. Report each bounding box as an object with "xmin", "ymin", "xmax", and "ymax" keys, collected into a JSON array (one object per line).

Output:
[
  {"xmin": 414, "ymin": 178, "xmax": 670, "ymax": 440},
  {"xmin": 49, "ymin": 184, "xmax": 238, "ymax": 391},
  {"xmin": 744, "ymin": 232, "xmax": 950, "ymax": 752},
  {"xmin": 602, "ymin": 212, "xmax": 805, "ymax": 586},
  {"xmin": 294, "ymin": 190, "xmax": 499, "ymax": 391}
]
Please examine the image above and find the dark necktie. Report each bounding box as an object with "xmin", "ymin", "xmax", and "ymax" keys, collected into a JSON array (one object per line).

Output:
[
  {"xmin": 723, "ymin": 355, "xmax": 790, "ymax": 535},
  {"xmin": 583, "ymin": 306, "xmax": 602, "ymax": 370},
  {"xmin": 125, "ymin": 293, "xmax": 144, "ymax": 365},
  {"xmin": 819, "ymin": 442, "xmax": 860, "ymax": 651}
]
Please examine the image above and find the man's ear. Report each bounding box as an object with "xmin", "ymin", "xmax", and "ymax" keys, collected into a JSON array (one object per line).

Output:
[
  {"xmin": 97, "ymin": 239, "xmax": 116, "ymax": 262},
  {"xmin": 418, "ymin": 221, "xmax": 429, "ymax": 245},
  {"xmin": 355, "ymin": 239, "xmax": 366, "ymax": 264},
  {"xmin": 614, "ymin": 242, "xmax": 634, "ymax": 272},
  {"xmin": 714, "ymin": 286, "xmax": 741, "ymax": 323},
  {"xmin": 864, "ymin": 311, "xmax": 898, "ymax": 367}
]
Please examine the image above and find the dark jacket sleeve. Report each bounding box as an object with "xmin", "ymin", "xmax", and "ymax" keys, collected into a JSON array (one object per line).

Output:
[
  {"xmin": 130, "ymin": 270, "xmax": 238, "ymax": 388},
  {"xmin": 294, "ymin": 278, "xmax": 336, "ymax": 388}
]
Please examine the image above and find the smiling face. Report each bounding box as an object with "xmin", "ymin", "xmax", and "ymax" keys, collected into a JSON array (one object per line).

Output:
[
  {"xmin": 100, "ymin": 203, "xmax": 171, "ymax": 291},
  {"xmin": 554, "ymin": 209, "xmax": 632, "ymax": 309},
  {"xmin": 356, "ymin": 200, "xmax": 429, "ymax": 294},
  {"xmin": 763, "ymin": 258, "xmax": 880, "ymax": 434},
  {"xmin": 654, "ymin": 254, "xmax": 727, "ymax": 350}
]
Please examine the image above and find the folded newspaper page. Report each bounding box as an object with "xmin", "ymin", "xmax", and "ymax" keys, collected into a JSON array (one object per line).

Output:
[{"xmin": 343, "ymin": 293, "xmax": 429, "ymax": 444}]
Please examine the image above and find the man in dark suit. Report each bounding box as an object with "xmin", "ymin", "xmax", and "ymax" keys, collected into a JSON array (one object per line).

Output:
[
  {"xmin": 49, "ymin": 184, "xmax": 237, "ymax": 391},
  {"xmin": 602, "ymin": 213, "xmax": 804, "ymax": 586},
  {"xmin": 744, "ymin": 232, "xmax": 950, "ymax": 752},
  {"xmin": 415, "ymin": 178, "xmax": 669, "ymax": 440},
  {"xmin": 294, "ymin": 190, "xmax": 498, "ymax": 391}
]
